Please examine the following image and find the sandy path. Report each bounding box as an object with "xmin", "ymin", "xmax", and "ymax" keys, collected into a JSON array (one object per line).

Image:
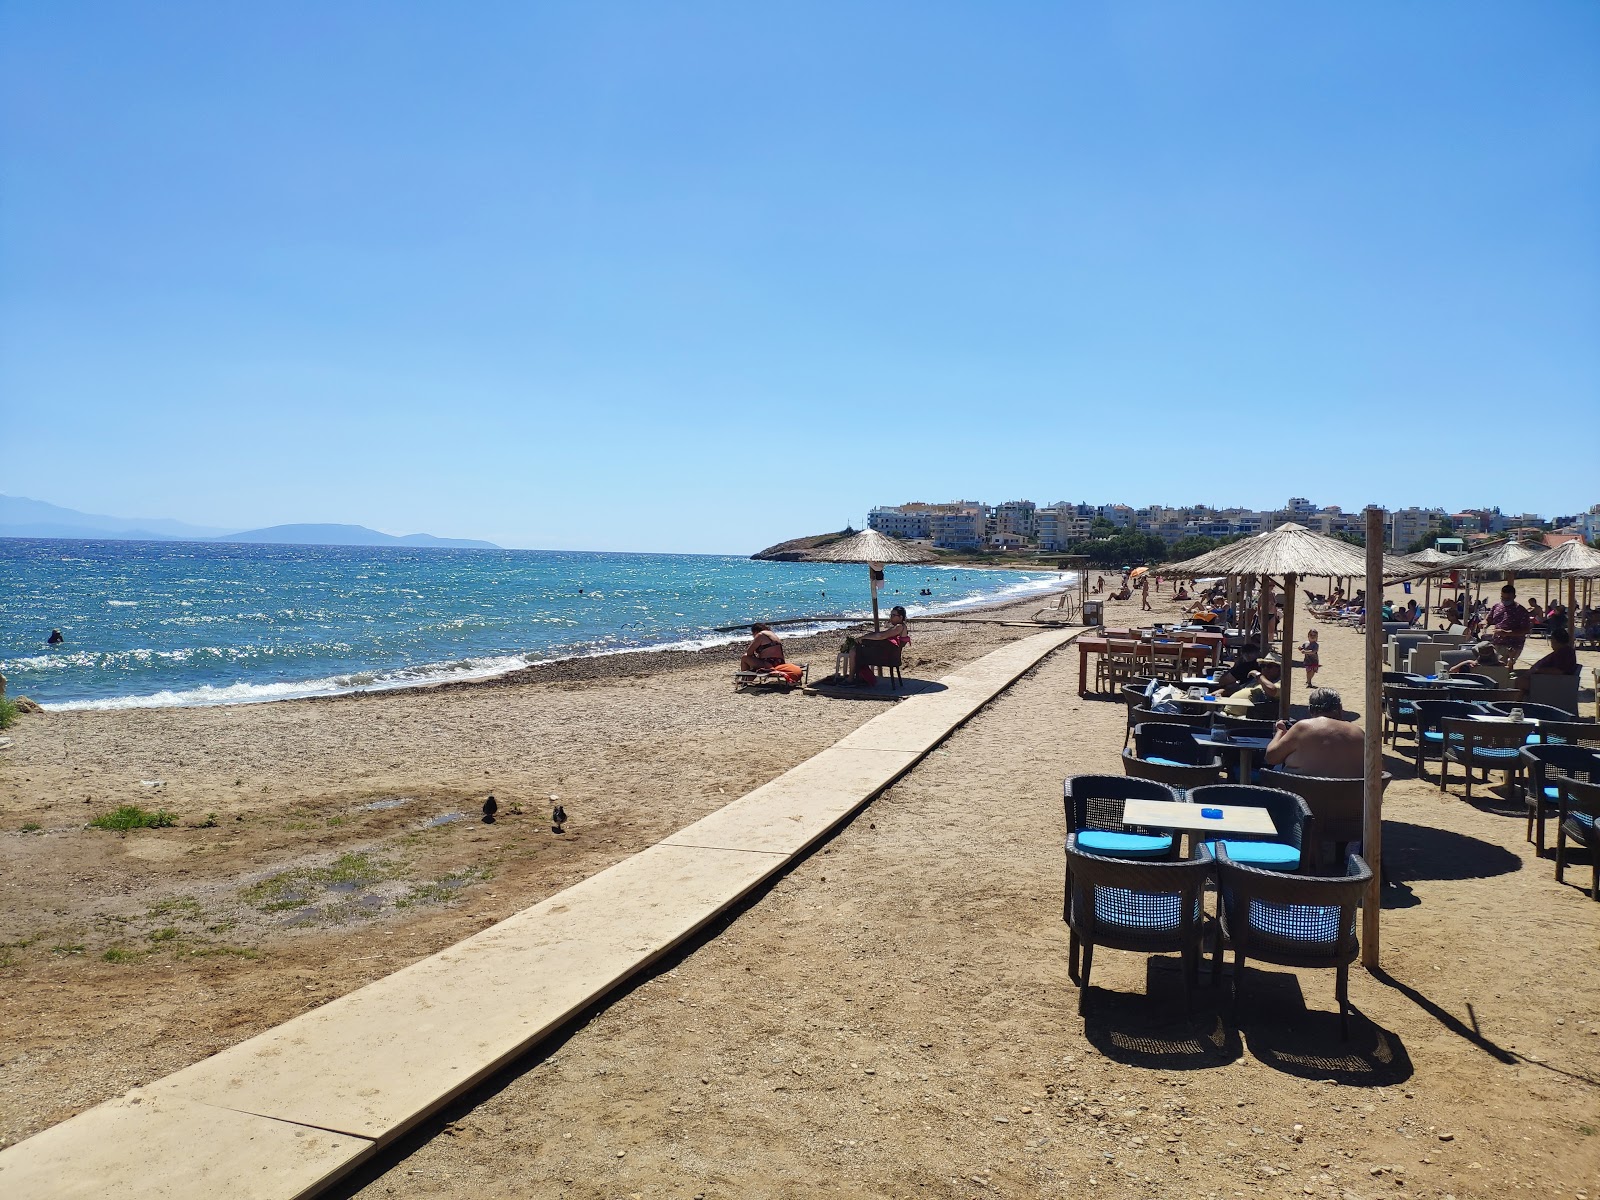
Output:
[{"xmin": 315, "ymin": 586, "xmax": 1598, "ymax": 1200}]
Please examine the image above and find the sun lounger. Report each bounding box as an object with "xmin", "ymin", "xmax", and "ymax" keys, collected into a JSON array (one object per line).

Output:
[{"xmin": 733, "ymin": 663, "xmax": 809, "ymax": 692}]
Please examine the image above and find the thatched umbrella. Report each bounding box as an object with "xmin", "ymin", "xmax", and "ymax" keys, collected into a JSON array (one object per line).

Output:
[
  {"xmin": 1537, "ymin": 540, "xmax": 1600, "ymax": 619},
  {"xmin": 1443, "ymin": 539, "xmax": 1550, "ymax": 627},
  {"xmin": 1405, "ymin": 547, "xmax": 1455, "ymax": 624},
  {"xmin": 808, "ymin": 528, "xmax": 936, "ymax": 630},
  {"xmin": 1164, "ymin": 521, "xmax": 1412, "ymax": 715}
]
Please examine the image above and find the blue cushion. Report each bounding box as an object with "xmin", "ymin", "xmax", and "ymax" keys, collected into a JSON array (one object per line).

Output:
[
  {"xmin": 1145, "ymin": 755, "xmax": 1192, "ymax": 768},
  {"xmin": 1078, "ymin": 830, "xmax": 1173, "ymax": 858},
  {"xmin": 1461, "ymin": 746, "xmax": 1519, "ymax": 760},
  {"xmin": 1545, "ymin": 786, "xmax": 1561, "ymax": 800},
  {"xmin": 1206, "ymin": 840, "xmax": 1300, "ymax": 869}
]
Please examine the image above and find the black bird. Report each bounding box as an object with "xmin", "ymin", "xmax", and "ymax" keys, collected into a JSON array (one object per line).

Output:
[
  {"xmin": 481, "ymin": 794, "xmax": 497, "ymax": 824},
  {"xmin": 551, "ymin": 803, "xmax": 567, "ymax": 834}
]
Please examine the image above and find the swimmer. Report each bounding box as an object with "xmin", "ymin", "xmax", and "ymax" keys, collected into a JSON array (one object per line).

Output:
[{"xmin": 48, "ymin": 629, "xmax": 64, "ymax": 645}]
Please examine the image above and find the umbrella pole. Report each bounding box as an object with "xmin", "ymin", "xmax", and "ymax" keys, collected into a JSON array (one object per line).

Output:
[
  {"xmin": 1258, "ymin": 575, "xmax": 1273, "ymax": 655},
  {"xmin": 1280, "ymin": 571, "xmax": 1297, "ymax": 721},
  {"xmin": 1362, "ymin": 507, "xmax": 1384, "ymax": 969}
]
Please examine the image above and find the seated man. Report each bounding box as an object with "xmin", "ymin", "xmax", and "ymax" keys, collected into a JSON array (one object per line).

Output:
[
  {"xmin": 1216, "ymin": 643, "xmax": 1262, "ymax": 690},
  {"xmin": 1264, "ymin": 687, "xmax": 1364, "ymax": 777},
  {"xmin": 1516, "ymin": 626, "xmax": 1578, "ymax": 696},
  {"xmin": 1224, "ymin": 658, "xmax": 1281, "ymax": 709},
  {"xmin": 1445, "ymin": 640, "xmax": 1500, "ymax": 676}
]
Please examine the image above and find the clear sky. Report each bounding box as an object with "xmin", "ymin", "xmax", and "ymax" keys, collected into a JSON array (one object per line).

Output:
[{"xmin": 3, "ymin": 3, "xmax": 1597, "ymax": 553}]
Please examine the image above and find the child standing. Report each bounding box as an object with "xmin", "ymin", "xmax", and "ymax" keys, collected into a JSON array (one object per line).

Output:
[{"xmin": 1300, "ymin": 628, "xmax": 1320, "ymax": 686}]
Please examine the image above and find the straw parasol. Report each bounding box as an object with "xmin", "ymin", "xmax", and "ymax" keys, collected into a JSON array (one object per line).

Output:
[
  {"xmin": 1406, "ymin": 547, "xmax": 1454, "ymax": 567},
  {"xmin": 1535, "ymin": 539, "xmax": 1600, "ymax": 617},
  {"xmin": 807, "ymin": 528, "xmax": 936, "ymax": 630}
]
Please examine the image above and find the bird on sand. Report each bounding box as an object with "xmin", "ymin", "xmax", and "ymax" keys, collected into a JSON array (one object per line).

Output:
[
  {"xmin": 481, "ymin": 795, "xmax": 497, "ymax": 824},
  {"xmin": 551, "ymin": 803, "xmax": 567, "ymax": 834}
]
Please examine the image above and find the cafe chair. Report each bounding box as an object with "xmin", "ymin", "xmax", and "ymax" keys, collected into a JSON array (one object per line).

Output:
[
  {"xmin": 1062, "ymin": 775, "xmax": 1182, "ymax": 874},
  {"xmin": 1411, "ymin": 699, "xmax": 1485, "ymax": 782},
  {"xmin": 1217, "ymin": 847, "xmax": 1372, "ymax": 1038},
  {"xmin": 1519, "ymin": 745, "xmax": 1600, "ymax": 856},
  {"xmin": 1188, "ymin": 784, "xmax": 1310, "ymax": 872},
  {"xmin": 1553, "ymin": 775, "xmax": 1600, "ymax": 900},
  {"xmin": 1258, "ymin": 770, "xmax": 1391, "ymax": 875},
  {"xmin": 1440, "ymin": 716, "xmax": 1530, "ymax": 800},
  {"xmin": 1063, "ymin": 838, "xmax": 1216, "ymax": 1015}
]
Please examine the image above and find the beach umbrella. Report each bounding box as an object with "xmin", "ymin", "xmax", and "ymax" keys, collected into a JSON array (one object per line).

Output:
[
  {"xmin": 1536, "ymin": 540, "xmax": 1600, "ymax": 620},
  {"xmin": 807, "ymin": 528, "xmax": 936, "ymax": 630},
  {"xmin": 1164, "ymin": 522, "xmax": 1414, "ymax": 718},
  {"xmin": 1403, "ymin": 548, "xmax": 1455, "ymax": 623}
]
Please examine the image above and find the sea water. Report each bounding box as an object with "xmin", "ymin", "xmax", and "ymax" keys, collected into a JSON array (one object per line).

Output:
[{"xmin": 0, "ymin": 540, "xmax": 1066, "ymax": 710}]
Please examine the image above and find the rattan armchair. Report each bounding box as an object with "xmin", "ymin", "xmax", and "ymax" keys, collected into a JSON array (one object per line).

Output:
[
  {"xmin": 1188, "ymin": 784, "xmax": 1310, "ymax": 872},
  {"xmin": 1411, "ymin": 699, "xmax": 1485, "ymax": 781},
  {"xmin": 1441, "ymin": 716, "xmax": 1531, "ymax": 800},
  {"xmin": 1519, "ymin": 744, "xmax": 1600, "ymax": 855},
  {"xmin": 1257, "ymin": 770, "xmax": 1391, "ymax": 874},
  {"xmin": 1553, "ymin": 775, "xmax": 1600, "ymax": 900},
  {"xmin": 1217, "ymin": 847, "xmax": 1372, "ymax": 1038},
  {"xmin": 1061, "ymin": 774, "xmax": 1181, "ymax": 894},
  {"xmin": 1064, "ymin": 837, "xmax": 1216, "ymax": 1014}
]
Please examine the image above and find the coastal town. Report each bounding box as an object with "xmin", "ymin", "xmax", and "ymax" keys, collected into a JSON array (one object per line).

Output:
[{"xmin": 867, "ymin": 497, "xmax": 1600, "ymax": 554}]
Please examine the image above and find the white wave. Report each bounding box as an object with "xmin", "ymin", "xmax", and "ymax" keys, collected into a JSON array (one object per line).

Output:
[{"xmin": 107, "ymin": 600, "xmax": 139, "ymax": 607}]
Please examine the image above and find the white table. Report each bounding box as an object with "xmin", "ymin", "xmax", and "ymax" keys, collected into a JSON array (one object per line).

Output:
[{"xmin": 1122, "ymin": 798, "xmax": 1277, "ymax": 837}]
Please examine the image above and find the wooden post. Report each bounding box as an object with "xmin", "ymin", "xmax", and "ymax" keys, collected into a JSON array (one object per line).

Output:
[
  {"xmin": 1259, "ymin": 575, "xmax": 1274, "ymax": 655},
  {"xmin": 1280, "ymin": 571, "xmax": 1297, "ymax": 720},
  {"xmin": 1362, "ymin": 507, "xmax": 1384, "ymax": 969}
]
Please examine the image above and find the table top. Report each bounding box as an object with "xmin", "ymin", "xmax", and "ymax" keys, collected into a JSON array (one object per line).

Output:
[
  {"xmin": 1123, "ymin": 798, "xmax": 1278, "ymax": 836},
  {"xmin": 1469, "ymin": 713, "xmax": 1540, "ymax": 726},
  {"xmin": 1192, "ymin": 734, "xmax": 1272, "ymax": 750}
]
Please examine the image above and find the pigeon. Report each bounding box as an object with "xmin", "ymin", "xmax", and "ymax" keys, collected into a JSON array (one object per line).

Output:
[
  {"xmin": 481, "ymin": 794, "xmax": 497, "ymax": 824},
  {"xmin": 551, "ymin": 803, "xmax": 567, "ymax": 834}
]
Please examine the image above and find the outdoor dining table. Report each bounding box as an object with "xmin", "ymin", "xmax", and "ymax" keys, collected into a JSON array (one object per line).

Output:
[
  {"xmin": 1191, "ymin": 733, "xmax": 1273, "ymax": 783},
  {"xmin": 1122, "ymin": 798, "xmax": 1277, "ymax": 836},
  {"xmin": 1075, "ymin": 636, "xmax": 1218, "ymax": 695}
]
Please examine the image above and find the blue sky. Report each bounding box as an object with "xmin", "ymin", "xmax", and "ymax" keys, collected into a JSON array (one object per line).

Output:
[{"xmin": 3, "ymin": 3, "xmax": 1596, "ymax": 552}]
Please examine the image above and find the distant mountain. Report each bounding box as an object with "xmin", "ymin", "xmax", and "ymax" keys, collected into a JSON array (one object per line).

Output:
[
  {"xmin": 0, "ymin": 494, "xmax": 232, "ymax": 541},
  {"xmin": 215, "ymin": 524, "xmax": 500, "ymax": 549},
  {"xmin": 0, "ymin": 496, "xmax": 500, "ymax": 550}
]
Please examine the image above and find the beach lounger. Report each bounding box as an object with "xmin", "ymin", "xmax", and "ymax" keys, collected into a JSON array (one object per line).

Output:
[{"xmin": 733, "ymin": 663, "xmax": 809, "ymax": 692}]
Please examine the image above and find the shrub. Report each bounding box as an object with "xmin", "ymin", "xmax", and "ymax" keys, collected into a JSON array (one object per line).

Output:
[
  {"xmin": 88, "ymin": 805, "xmax": 179, "ymax": 832},
  {"xmin": 0, "ymin": 697, "xmax": 17, "ymax": 730}
]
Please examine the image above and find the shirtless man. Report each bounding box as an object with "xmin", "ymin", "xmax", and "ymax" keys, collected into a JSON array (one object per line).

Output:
[{"xmin": 1263, "ymin": 687, "xmax": 1364, "ymax": 777}]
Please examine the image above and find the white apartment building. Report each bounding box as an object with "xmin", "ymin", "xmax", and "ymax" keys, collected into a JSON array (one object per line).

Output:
[
  {"xmin": 1388, "ymin": 506, "xmax": 1448, "ymax": 549},
  {"xmin": 993, "ymin": 500, "xmax": 1037, "ymax": 541}
]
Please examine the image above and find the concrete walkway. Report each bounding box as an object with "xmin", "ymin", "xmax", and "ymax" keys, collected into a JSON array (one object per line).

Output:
[{"xmin": 0, "ymin": 628, "xmax": 1083, "ymax": 1200}]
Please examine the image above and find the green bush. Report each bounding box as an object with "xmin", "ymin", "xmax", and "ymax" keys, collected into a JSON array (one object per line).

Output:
[
  {"xmin": 88, "ymin": 805, "xmax": 179, "ymax": 832},
  {"xmin": 0, "ymin": 697, "xmax": 17, "ymax": 730}
]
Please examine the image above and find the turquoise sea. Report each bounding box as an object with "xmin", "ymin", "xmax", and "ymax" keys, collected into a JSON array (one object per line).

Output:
[{"xmin": 0, "ymin": 540, "xmax": 1064, "ymax": 710}]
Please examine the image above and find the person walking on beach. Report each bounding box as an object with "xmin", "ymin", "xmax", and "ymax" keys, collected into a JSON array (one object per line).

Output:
[
  {"xmin": 1140, "ymin": 576, "xmax": 1152, "ymax": 611},
  {"xmin": 1300, "ymin": 628, "xmax": 1320, "ymax": 686}
]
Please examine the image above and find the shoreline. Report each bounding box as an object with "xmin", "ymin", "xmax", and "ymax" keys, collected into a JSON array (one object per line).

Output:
[{"xmin": 33, "ymin": 575, "xmax": 1078, "ymax": 715}]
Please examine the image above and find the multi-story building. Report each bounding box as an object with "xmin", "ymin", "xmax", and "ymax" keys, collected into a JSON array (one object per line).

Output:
[
  {"xmin": 992, "ymin": 500, "xmax": 1037, "ymax": 542},
  {"xmin": 867, "ymin": 506, "xmax": 931, "ymax": 540},
  {"xmin": 929, "ymin": 505, "xmax": 988, "ymax": 550},
  {"xmin": 1578, "ymin": 504, "xmax": 1600, "ymax": 544},
  {"xmin": 1387, "ymin": 506, "xmax": 1449, "ymax": 549}
]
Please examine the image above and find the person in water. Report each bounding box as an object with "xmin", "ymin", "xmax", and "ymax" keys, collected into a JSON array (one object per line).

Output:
[{"xmin": 47, "ymin": 629, "xmax": 64, "ymax": 645}]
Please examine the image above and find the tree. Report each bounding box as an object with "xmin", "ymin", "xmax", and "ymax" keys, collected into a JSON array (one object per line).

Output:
[
  {"xmin": 1166, "ymin": 534, "xmax": 1218, "ymax": 562},
  {"xmin": 1088, "ymin": 516, "xmax": 1118, "ymax": 537}
]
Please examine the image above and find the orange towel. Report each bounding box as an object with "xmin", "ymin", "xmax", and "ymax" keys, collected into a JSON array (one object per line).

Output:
[{"xmin": 769, "ymin": 663, "xmax": 804, "ymax": 684}]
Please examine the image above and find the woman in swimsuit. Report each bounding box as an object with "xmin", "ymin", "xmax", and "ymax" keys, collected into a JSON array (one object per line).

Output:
[
  {"xmin": 740, "ymin": 624, "xmax": 786, "ymax": 673},
  {"xmin": 847, "ymin": 606, "xmax": 910, "ymax": 685}
]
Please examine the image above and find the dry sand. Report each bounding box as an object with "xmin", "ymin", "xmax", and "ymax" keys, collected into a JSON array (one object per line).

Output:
[{"xmin": 3, "ymin": 584, "xmax": 1599, "ymax": 1199}]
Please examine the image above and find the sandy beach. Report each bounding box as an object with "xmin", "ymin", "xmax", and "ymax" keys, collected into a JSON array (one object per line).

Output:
[{"xmin": 2, "ymin": 583, "xmax": 1598, "ymax": 1198}]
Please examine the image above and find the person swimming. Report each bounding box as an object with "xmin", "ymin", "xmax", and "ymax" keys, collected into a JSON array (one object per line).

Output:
[{"xmin": 48, "ymin": 629, "xmax": 64, "ymax": 645}]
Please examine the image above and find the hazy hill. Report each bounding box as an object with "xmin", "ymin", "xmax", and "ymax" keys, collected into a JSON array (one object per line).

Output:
[
  {"xmin": 0, "ymin": 494, "xmax": 231, "ymax": 541},
  {"xmin": 216, "ymin": 524, "xmax": 500, "ymax": 549},
  {"xmin": 0, "ymin": 496, "xmax": 500, "ymax": 549}
]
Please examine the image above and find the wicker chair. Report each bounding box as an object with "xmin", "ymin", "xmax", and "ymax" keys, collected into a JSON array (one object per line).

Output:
[
  {"xmin": 1123, "ymin": 750, "xmax": 1226, "ymax": 791},
  {"xmin": 1217, "ymin": 847, "xmax": 1372, "ymax": 1038},
  {"xmin": 1258, "ymin": 770, "xmax": 1392, "ymax": 874},
  {"xmin": 1215, "ymin": 715, "xmax": 1277, "ymax": 739},
  {"xmin": 1519, "ymin": 744, "xmax": 1600, "ymax": 855},
  {"xmin": 1381, "ymin": 684, "xmax": 1434, "ymax": 747},
  {"xmin": 1061, "ymin": 774, "xmax": 1180, "ymax": 875},
  {"xmin": 1064, "ymin": 838, "xmax": 1216, "ymax": 1014},
  {"xmin": 1132, "ymin": 722, "xmax": 1213, "ymax": 765},
  {"xmin": 1441, "ymin": 716, "xmax": 1531, "ymax": 800},
  {"xmin": 1538, "ymin": 721, "xmax": 1600, "ymax": 751},
  {"xmin": 1129, "ymin": 706, "xmax": 1211, "ymax": 731},
  {"xmin": 1411, "ymin": 699, "xmax": 1485, "ymax": 781},
  {"xmin": 1188, "ymin": 784, "xmax": 1311, "ymax": 872},
  {"xmin": 1553, "ymin": 775, "xmax": 1600, "ymax": 900},
  {"xmin": 1119, "ymin": 679, "xmax": 1159, "ymax": 748}
]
